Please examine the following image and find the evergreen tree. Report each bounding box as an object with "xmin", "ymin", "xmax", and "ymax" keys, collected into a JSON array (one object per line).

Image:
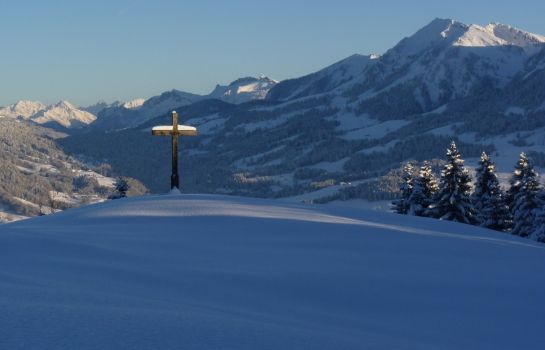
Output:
[
  {"xmin": 109, "ymin": 177, "xmax": 129, "ymax": 199},
  {"xmin": 506, "ymin": 153, "xmax": 528, "ymax": 211},
  {"xmin": 511, "ymin": 156, "xmax": 541, "ymax": 237},
  {"xmin": 471, "ymin": 152, "xmax": 511, "ymax": 231},
  {"xmin": 392, "ymin": 162, "xmax": 415, "ymax": 214},
  {"xmin": 430, "ymin": 141, "xmax": 477, "ymax": 224},
  {"xmin": 407, "ymin": 161, "xmax": 438, "ymax": 216},
  {"xmin": 530, "ymin": 191, "xmax": 545, "ymax": 243}
]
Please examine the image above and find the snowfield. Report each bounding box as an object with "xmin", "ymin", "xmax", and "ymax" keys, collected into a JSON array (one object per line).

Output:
[{"xmin": 0, "ymin": 194, "xmax": 544, "ymax": 349}]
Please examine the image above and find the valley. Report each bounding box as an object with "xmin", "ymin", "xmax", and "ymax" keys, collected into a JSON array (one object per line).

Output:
[{"xmin": 2, "ymin": 18, "xmax": 545, "ymax": 222}]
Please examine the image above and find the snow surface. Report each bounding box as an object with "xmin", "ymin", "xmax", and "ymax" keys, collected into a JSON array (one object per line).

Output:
[
  {"xmin": 208, "ymin": 76, "xmax": 278, "ymax": 104},
  {"xmin": 237, "ymin": 111, "xmax": 298, "ymax": 133},
  {"xmin": 309, "ymin": 157, "xmax": 348, "ymax": 172},
  {"xmin": 1, "ymin": 194, "xmax": 543, "ymax": 349},
  {"xmin": 0, "ymin": 203, "xmax": 27, "ymax": 223},
  {"xmin": 185, "ymin": 113, "xmax": 226, "ymax": 134},
  {"xmin": 505, "ymin": 106, "xmax": 526, "ymax": 115},
  {"xmin": 341, "ymin": 119, "xmax": 409, "ymax": 140},
  {"xmin": 457, "ymin": 23, "xmax": 545, "ymax": 54},
  {"xmin": 122, "ymin": 98, "xmax": 146, "ymax": 110},
  {"xmin": 455, "ymin": 128, "xmax": 545, "ymax": 184},
  {"xmin": 152, "ymin": 125, "xmax": 197, "ymax": 132}
]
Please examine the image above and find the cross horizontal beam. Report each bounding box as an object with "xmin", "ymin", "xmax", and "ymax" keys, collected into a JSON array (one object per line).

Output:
[{"xmin": 151, "ymin": 125, "xmax": 197, "ymax": 136}]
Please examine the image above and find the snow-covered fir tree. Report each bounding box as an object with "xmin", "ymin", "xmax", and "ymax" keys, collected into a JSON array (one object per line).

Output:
[
  {"xmin": 506, "ymin": 152, "xmax": 529, "ymax": 211},
  {"xmin": 407, "ymin": 161, "xmax": 438, "ymax": 216},
  {"xmin": 471, "ymin": 152, "xmax": 511, "ymax": 231},
  {"xmin": 510, "ymin": 155, "xmax": 541, "ymax": 237},
  {"xmin": 429, "ymin": 141, "xmax": 477, "ymax": 224},
  {"xmin": 529, "ymin": 191, "xmax": 545, "ymax": 242},
  {"xmin": 392, "ymin": 162, "xmax": 415, "ymax": 214}
]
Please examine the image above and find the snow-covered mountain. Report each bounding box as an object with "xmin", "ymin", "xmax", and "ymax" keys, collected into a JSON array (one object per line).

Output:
[
  {"xmin": 209, "ymin": 76, "xmax": 278, "ymax": 104},
  {"xmin": 140, "ymin": 89, "xmax": 202, "ymax": 117},
  {"xmin": 90, "ymin": 89, "xmax": 203, "ymax": 131},
  {"xmin": 266, "ymin": 18, "xmax": 545, "ymax": 113},
  {"xmin": 121, "ymin": 97, "xmax": 146, "ymax": 109},
  {"xmin": 82, "ymin": 98, "xmax": 145, "ymax": 115},
  {"xmin": 455, "ymin": 22, "xmax": 545, "ymax": 53},
  {"xmin": 267, "ymin": 54, "xmax": 379, "ymax": 101},
  {"xmin": 500, "ymin": 45, "xmax": 545, "ymax": 113},
  {"xmin": 31, "ymin": 100, "xmax": 97, "ymax": 128},
  {"xmin": 81, "ymin": 101, "xmax": 114, "ymax": 115},
  {"xmin": 1, "ymin": 194, "xmax": 543, "ymax": 349},
  {"xmin": 0, "ymin": 100, "xmax": 46, "ymax": 118},
  {"xmin": 359, "ymin": 19, "xmax": 545, "ymax": 107},
  {"xmin": 60, "ymin": 18, "xmax": 545, "ymax": 205},
  {"xmin": 0, "ymin": 100, "xmax": 96, "ymax": 128},
  {"xmin": 91, "ymin": 77, "xmax": 277, "ymax": 131}
]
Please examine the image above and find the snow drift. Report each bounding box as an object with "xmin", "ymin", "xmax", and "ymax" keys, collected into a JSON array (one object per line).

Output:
[{"xmin": 0, "ymin": 194, "xmax": 543, "ymax": 349}]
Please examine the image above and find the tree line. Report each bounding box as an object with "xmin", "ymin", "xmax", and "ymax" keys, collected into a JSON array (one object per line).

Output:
[{"xmin": 392, "ymin": 141, "xmax": 545, "ymax": 243}]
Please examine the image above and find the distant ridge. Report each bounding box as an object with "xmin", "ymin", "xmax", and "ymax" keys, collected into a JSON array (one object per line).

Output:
[{"xmin": 0, "ymin": 100, "xmax": 96, "ymax": 128}]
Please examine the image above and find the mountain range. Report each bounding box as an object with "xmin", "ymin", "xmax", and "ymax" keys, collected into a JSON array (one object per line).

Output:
[
  {"xmin": 3, "ymin": 18, "xmax": 545, "ymax": 219},
  {"xmin": 0, "ymin": 100, "xmax": 96, "ymax": 128},
  {"xmin": 89, "ymin": 75, "xmax": 277, "ymax": 131},
  {"xmin": 81, "ymin": 98, "xmax": 146, "ymax": 115},
  {"xmin": 0, "ymin": 76, "xmax": 277, "ymax": 130}
]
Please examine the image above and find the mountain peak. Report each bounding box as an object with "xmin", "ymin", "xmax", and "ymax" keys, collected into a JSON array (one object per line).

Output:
[
  {"xmin": 226, "ymin": 76, "xmax": 278, "ymax": 88},
  {"xmin": 30, "ymin": 100, "xmax": 96, "ymax": 128},
  {"xmin": 13, "ymin": 99, "xmax": 45, "ymax": 108},
  {"xmin": 0, "ymin": 99, "xmax": 96, "ymax": 128},
  {"xmin": 390, "ymin": 18, "xmax": 545, "ymax": 58},
  {"xmin": 55, "ymin": 100, "xmax": 75, "ymax": 109},
  {"xmin": 392, "ymin": 18, "xmax": 468, "ymax": 56},
  {"xmin": 453, "ymin": 22, "xmax": 545, "ymax": 53},
  {"xmin": 122, "ymin": 98, "xmax": 145, "ymax": 109},
  {"xmin": 209, "ymin": 76, "xmax": 278, "ymax": 104},
  {"xmin": 0, "ymin": 100, "xmax": 46, "ymax": 118},
  {"xmin": 486, "ymin": 22, "xmax": 545, "ymax": 47}
]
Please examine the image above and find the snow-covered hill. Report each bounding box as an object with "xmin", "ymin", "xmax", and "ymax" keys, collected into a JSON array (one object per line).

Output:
[
  {"xmin": 0, "ymin": 194, "xmax": 543, "ymax": 349},
  {"xmin": 0, "ymin": 100, "xmax": 96, "ymax": 128}
]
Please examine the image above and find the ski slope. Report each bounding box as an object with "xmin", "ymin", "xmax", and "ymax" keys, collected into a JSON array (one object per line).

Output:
[{"xmin": 0, "ymin": 194, "xmax": 544, "ymax": 349}]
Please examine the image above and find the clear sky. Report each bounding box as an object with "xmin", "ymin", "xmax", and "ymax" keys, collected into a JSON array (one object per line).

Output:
[{"xmin": 2, "ymin": 0, "xmax": 545, "ymax": 106}]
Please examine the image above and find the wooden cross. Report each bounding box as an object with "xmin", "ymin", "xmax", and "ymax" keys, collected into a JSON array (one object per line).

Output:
[{"xmin": 151, "ymin": 111, "xmax": 197, "ymax": 190}]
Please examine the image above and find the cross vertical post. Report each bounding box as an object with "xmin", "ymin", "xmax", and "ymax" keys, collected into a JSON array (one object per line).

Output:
[
  {"xmin": 151, "ymin": 111, "xmax": 198, "ymax": 191},
  {"xmin": 171, "ymin": 111, "xmax": 179, "ymax": 189}
]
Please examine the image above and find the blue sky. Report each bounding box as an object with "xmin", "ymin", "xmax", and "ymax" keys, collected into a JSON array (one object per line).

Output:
[{"xmin": 1, "ymin": 0, "xmax": 545, "ymax": 106}]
